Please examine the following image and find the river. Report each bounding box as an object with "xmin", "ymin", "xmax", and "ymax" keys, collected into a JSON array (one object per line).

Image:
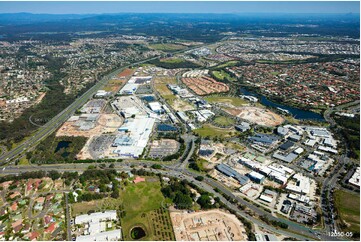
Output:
[{"xmin": 240, "ymin": 88, "xmax": 325, "ymax": 121}]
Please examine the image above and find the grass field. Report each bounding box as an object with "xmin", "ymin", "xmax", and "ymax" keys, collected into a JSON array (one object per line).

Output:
[
  {"xmin": 193, "ymin": 124, "xmax": 237, "ymax": 139},
  {"xmin": 120, "ymin": 178, "xmax": 174, "ymax": 241},
  {"xmin": 212, "ymin": 70, "xmax": 235, "ymax": 82},
  {"xmin": 103, "ymin": 79, "xmax": 125, "ymax": 92},
  {"xmin": 159, "ymin": 58, "xmax": 184, "ymax": 63},
  {"xmin": 215, "ymin": 60, "xmax": 239, "ymax": 68},
  {"xmin": 334, "ymin": 190, "xmax": 360, "ymax": 235},
  {"xmin": 205, "ymin": 95, "xmax": 248, "ymax": 107},
  {"xmin": 149, "ymin": 43, "xmax": 186, "ymax": 52},
  {"xmin": 213, "ymin": 116, "xmax": 236, "ymax": 126}
]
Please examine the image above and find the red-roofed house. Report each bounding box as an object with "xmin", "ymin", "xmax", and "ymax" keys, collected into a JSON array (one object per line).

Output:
[
  {"xmin": 133, "ymin": 176, "xmax": 145, "ymax": 184},
  {"xmin": 28, "ymin": 231, "xmax": 40, "ymax": 241},
  {"xmin": 35, "ymin": 197, "xmax": 45, "ymax": 204},
  {"xmin": 46, "ymin": 194, "xmax": 54, "ymax": 201},
  {"xmin": 10, "ymin": 202, "xmax": 18, "ymax": 211},
  {"xmin": 44, "ymin": 222, "xmax": 56, "ymax": 234}
]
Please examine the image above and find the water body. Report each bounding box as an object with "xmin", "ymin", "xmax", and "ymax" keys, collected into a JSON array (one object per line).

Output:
[
  {"xmin": 240, "ymin": 88, "xmax": 325, "ymax": 121},
  {"xmin": 55, "ymin": 141, "xmax": 71, "ymax": 153}
]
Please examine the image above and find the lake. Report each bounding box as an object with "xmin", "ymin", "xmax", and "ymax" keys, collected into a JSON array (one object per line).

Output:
[{"xmin": 240, "ymin": 88, "xmax": 325, "ymax": 121}]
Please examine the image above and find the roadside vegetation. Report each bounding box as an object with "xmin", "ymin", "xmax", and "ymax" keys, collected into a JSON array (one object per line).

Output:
[{"xmin": 332, "ymin": 114, "xmax": 360, "ymax": 159}]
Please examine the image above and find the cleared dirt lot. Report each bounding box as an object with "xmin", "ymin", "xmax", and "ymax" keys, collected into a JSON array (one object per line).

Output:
[
  {"xmin": 118, "ymin": 68, "xmax": 134, "ymax": 77},
  {"xmin": 170, "ymin": 209, "xmax": 248, "ymax": 241},
  {"xmin": 182, "ymin": 76, "xmax": 229, "ymax": 95},
  {"xmin": 56, "ymin": 113, "xmax": 123, "ymax": 137},
  {"xmin": 224, "ymin": 106, "xmax": 284, "ymax": 126}
]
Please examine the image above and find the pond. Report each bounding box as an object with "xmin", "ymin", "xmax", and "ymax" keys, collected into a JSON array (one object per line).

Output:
[
  {"xmin": 54, "ymin": 141, "xmax": 72, "ymax": 153},
  {"xmin": 130, "ymin": 227, "xmax": 146, "ymax": 240}
]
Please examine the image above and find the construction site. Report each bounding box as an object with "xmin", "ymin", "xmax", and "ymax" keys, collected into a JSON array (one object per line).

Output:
[
  {"xmin": 181, "ymin": 76, "xmax": 229, "ymax": 95},
  {"xmin": 170, "ymin": 209, "xmax": 248, "ymax": 241},
  {"xmin": 224, "ymin": 106, "xmax": 284, "ymax": 126}
]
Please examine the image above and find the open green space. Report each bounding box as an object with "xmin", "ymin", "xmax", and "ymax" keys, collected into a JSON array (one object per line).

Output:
[
  {"xmin": 27, "ymin": 134, "xmax": 88, "ymax": 163},
  {"xmin": 149, "ymin": 43, "xmax": 186, "ymax": 52},
  {"xmin": 334, "ymin": 190, "xmax": 360, "ymax": 236},
  {"xmin": 120, "ymin": 178, "xmax": 174, "ymax": 241},
  {"xmin": 204, "ymin": 95, "xmax": 248, "ymax": 107},
  {"xmin": 193, "ymin": 124, "xmax": 236, "ymax": 139},
  {"xmin": 148, "ymin": 58, "xmax": 200, "ymax": 69},
  {"xmin": 213, "ymin": 116, "xmax": 236, "ymax": 126},
  {"xmin": 214, "ymin": 60, "xmax": 239, "ymax": 69},
  {"xmin": 211, "ymin": 70, "xmax": 236, "ymax": 82}
]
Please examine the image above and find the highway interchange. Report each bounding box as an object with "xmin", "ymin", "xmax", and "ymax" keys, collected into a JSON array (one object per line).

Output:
[{"xmin": 0, "ymin": 43, "xmax": 357, "ymax": 241}]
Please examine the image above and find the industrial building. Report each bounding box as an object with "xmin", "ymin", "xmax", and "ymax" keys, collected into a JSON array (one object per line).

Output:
[
  {"xmin": 216, "ymin": 164, "xmax": 250, "ymax": 186},
  {"xmin": 248, "ymin": 133, "xmax": 278, "ymax": 145},
  {"xmin": 247, "ymin": 171, "xmax": 265, "ymax": 184},
  {"xmin": 286, "ymin": 174, "xmax": 311, "ymax": 195},
  {"xmin": 75, "ymin": 211, "xmax": 121, "ymax": 241},
  {"xmin": 349, "ymin": 167, "xmax": 360, "ymax": 187},
  {"xmin": 148, "ymin": 102, "xmax": 163, "ymax": 114},
  {"xmin": 235, "ymin": 122, "xmax": 251, "ymax": 132},
  {"xmin": 277, "ymin": 126, "xmax": 289, "ymax": 136},
  {"xmin": 272, "ymin": 151, "xmax": 298, "ymax": 163},
  {"xmin": 113, "ymin": 116, "xmax": 156, "ymax": 158}
]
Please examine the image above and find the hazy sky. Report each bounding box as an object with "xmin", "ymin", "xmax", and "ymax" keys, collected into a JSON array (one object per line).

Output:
[{"xmin": 0, "ymin": 1, "xmax": 359, "ymax": 14}]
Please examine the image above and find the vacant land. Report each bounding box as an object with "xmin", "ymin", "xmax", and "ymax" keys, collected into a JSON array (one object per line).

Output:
[
  {"xmin": 103, "ymin": 79, "xmax": 125, "ymax": 93},
  {"xmin": 224, "ymin": 106, "xmax": 284, "ymax": 126},
  {"xmin": 193, "ymin": 124, "xmax": 236, "ymax": 139},
  {"xmin": 118, "ymin": 68, "xmax": 134, "ymax": 77},
  {"xmin": 170, "ymin": 209, "xmax": 248, "ymax": 241},
  {"xmin": 182, "ymin": 76, "xmax": 229, "ymax": 95},
  {"xmin": 334, "ymin": 190, "xmax": 360, "ymax": 235},
  {"xmin": 120, "ymin": 178, "xmax": 174, "ymax": 241},
  {"xmin": 205, "ymin": 95, "xmax": 248, "ymax": 107},
  {"xmin": 56, "ymin": 114, "xmax": 123, "ymax": 138},
  {"xmin": 213, "ymin": 116, "xmax": 236, "ymax": 126}
]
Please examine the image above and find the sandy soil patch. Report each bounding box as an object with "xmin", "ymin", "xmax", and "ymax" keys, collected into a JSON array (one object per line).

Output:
[
  {"xmin": 224, "ymin": 106, "xmax": 284, "ymax": 126},
  {"xmin": 56, "ymin": 113, "xmax": 123, "ymax": 138},
  {"xmin": 170, "ymin": 209, "xmax": 248, "ymax": 241}
]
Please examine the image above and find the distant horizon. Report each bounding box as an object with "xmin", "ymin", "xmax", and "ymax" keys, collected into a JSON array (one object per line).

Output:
[
  {"xmin": 0, "ymin": 11, "xmax": 360, "ymax": 15},
  {"xmin": 0, "ymin": 1, "xmax": 359, "ymax": 14}
]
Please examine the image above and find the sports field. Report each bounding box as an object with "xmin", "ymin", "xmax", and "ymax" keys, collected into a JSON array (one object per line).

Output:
[{"xmin": 334, "ymin": 190, "xmax": 360, "ymax": 235}]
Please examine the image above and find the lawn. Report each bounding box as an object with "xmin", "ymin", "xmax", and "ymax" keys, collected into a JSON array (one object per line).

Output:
[
  {"xmin": 205, "ymin": 95, "xmax": 248, "ymax": 107},
  {"xmin": 213, "ymin": 116, "xmax": 236, "ymax": 126},
  {"xmin": 120, "ymin": 178, "xmax": 174, "ymax": 241},
  {"xmin": 193, "ymin": 124, "xmax": 237, "ymax": 139},
  {"xmin": 334, "ymin": 190, "xmax": 360, "ymax": 235}
]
